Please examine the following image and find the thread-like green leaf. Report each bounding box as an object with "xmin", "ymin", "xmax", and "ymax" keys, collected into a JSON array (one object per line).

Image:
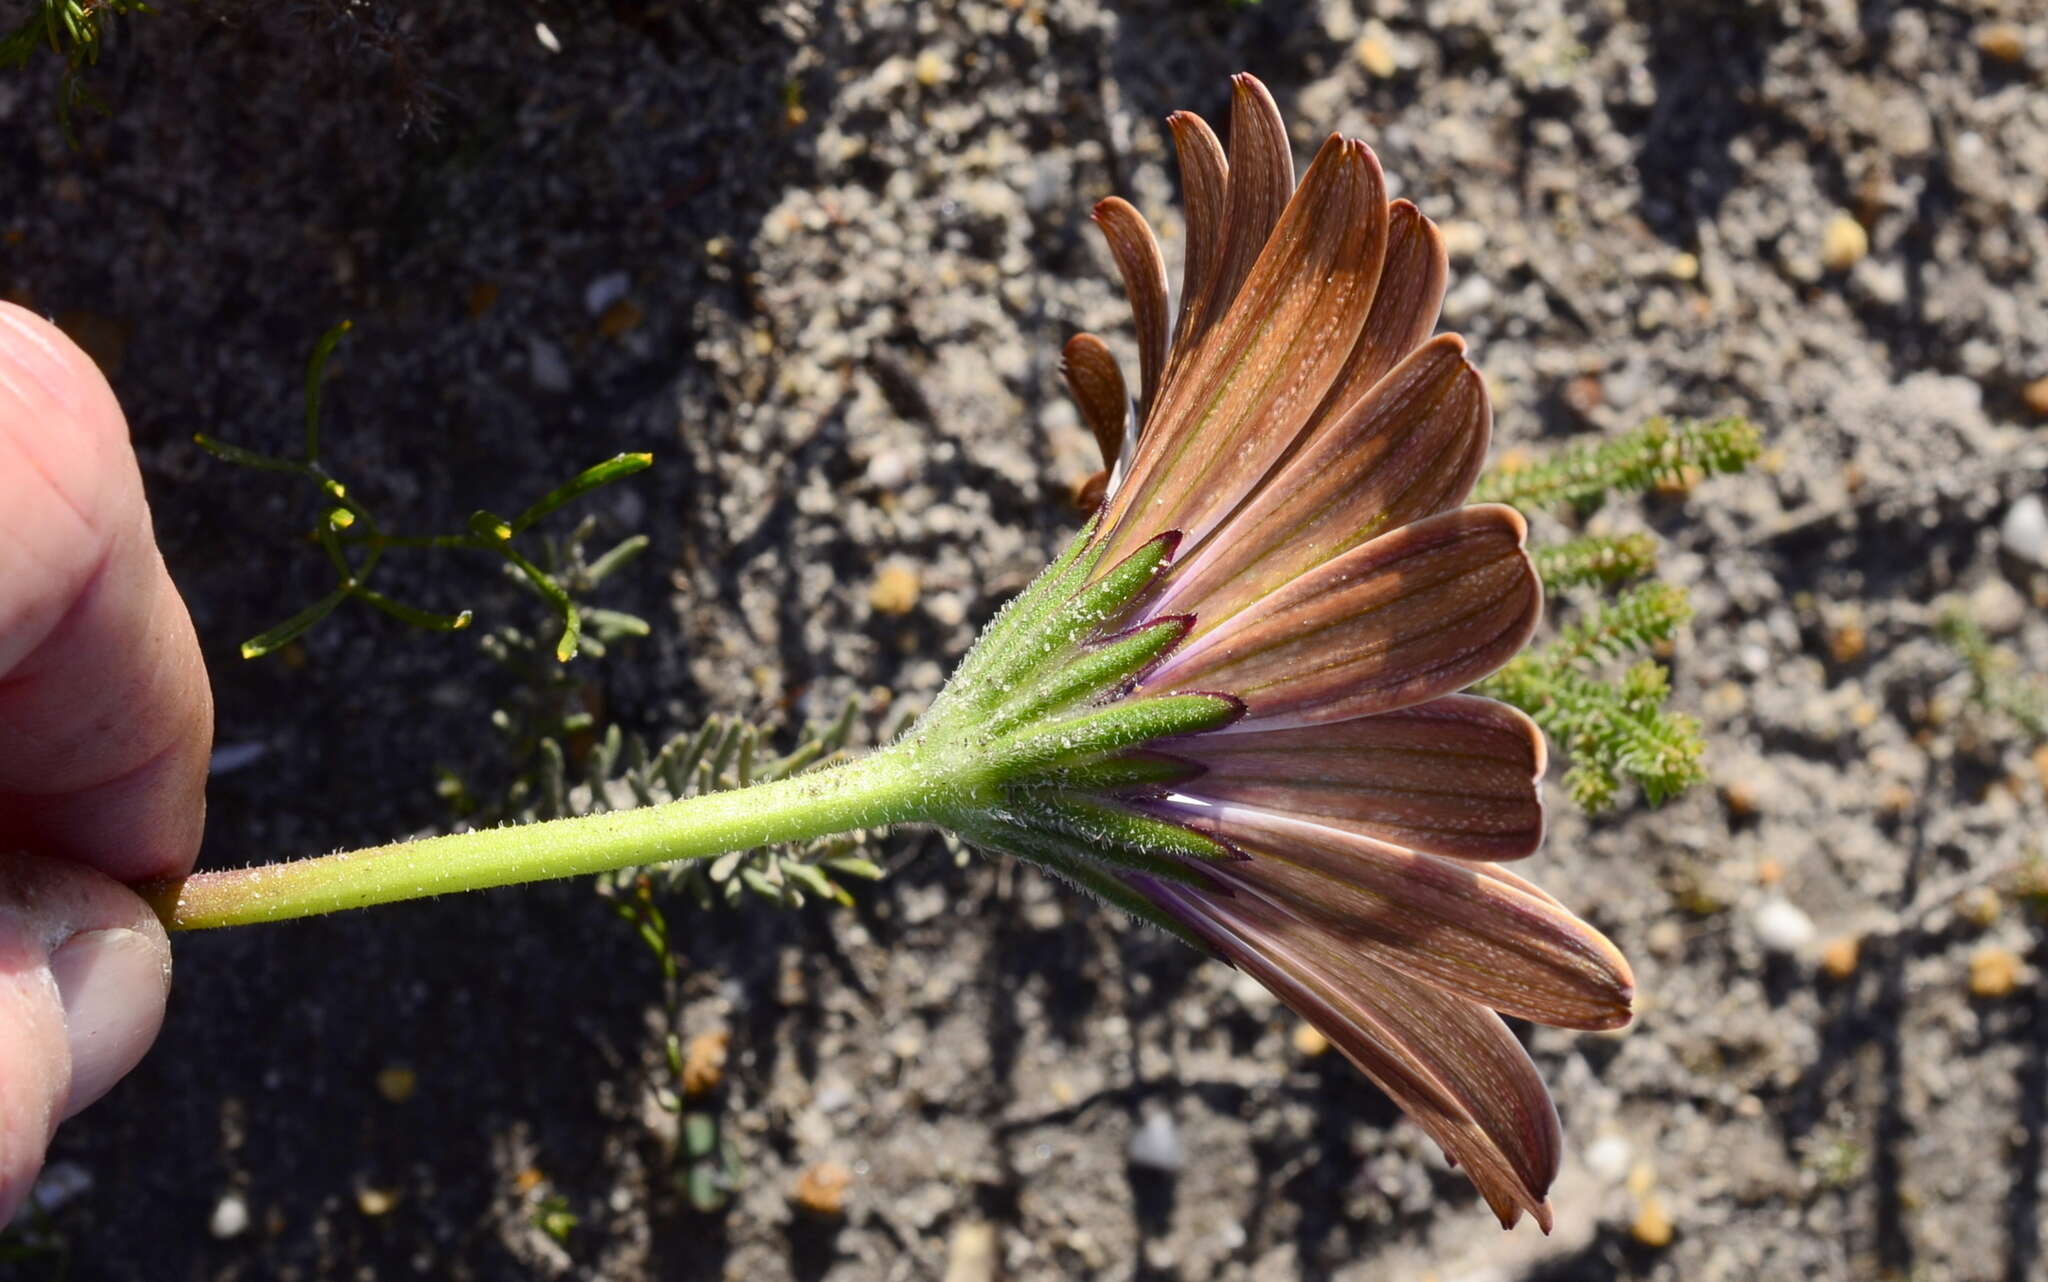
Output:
[
  {"xmin": 511, "ymin": 452, "xmax": 655, "ymax": 534},
  {"xmin": 239, "ymin": 587, "xmax": 350, "ymax": 658}
]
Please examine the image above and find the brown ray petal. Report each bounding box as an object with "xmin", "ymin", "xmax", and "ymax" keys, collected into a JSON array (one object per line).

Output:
[
  {"xmin": 1142, "ymin": 505, "xmax": 1539, "ymax": 727},
  {"xmin": 1165, "ymin": 109, "xmax": 1228, "ymax": 364},
  {"xmin": 1154, "ymin": 333, "xmax": 1489, "ymax": 632},
  {"xmin": 1141, "ymin": 875, "xmax": 1561, "ymax": 1229},
  {"xmin": 1096, "ymin": 134, "xmax": 1391, "ymax": 570},
  {"xmin": 1471, "ymin": 859, "xmax": 1572, "ymax": 912},
  {"xmin": 1167, "ymin": 75, "xmax": 1292, "ymax": 372},
  {"xmin": 1060, "ymin": 333, "xmax": 1130, "ymax": 472},
  {"xmin": 1165, "ymin": 694, "xmax": 1543, "ymax": 861},
  {"xmin": 1091, "ymin": 198, "xmax": 1170, "ymax": 420},
  {"xmin": 1317, "ymin": 200, "xmax": 1452, "ymax": 413},
  {"xmin": 1070, "ymin": 469, "xmax": 1110, "ymax": 513},
  {"xmin": 1170, "ymin": 805, "xmax": 1633, "ymax": 1030},
  {"xmin": 1200, "ymin": 74, "xmax": 1295, "ymax": 344}
]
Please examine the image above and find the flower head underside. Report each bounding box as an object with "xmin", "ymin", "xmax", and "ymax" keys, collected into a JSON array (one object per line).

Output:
[{"xmin": 908, "ymin": 74, "xmax": 1635, "ymax": 1230}]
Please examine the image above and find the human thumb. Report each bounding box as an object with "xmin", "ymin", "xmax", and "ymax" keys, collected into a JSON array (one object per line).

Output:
[{"xmin": 0, "ymin": 854, "xmax": 171, "ymax": 1225}]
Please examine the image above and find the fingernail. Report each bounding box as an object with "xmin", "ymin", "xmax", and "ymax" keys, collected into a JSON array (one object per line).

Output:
[{"xmin": 47, "ymin": 928, "xmax": 167, "ymax": 1119}]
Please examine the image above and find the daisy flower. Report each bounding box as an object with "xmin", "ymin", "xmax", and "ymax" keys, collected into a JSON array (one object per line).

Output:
[{"xmin": 919, "ymin": 74, "xmax": 1634, "ymax": 1229}]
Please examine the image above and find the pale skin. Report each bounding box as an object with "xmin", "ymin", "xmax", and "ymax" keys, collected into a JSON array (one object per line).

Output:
[{"xmin": 0, "ymin": 302, "xmax": 213, "ymax": 1224}]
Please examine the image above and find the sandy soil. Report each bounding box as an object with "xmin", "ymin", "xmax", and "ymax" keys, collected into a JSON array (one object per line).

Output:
[{"xmin": 3, "ymin": 1, "xmax": 2046, "ymax": 1279}]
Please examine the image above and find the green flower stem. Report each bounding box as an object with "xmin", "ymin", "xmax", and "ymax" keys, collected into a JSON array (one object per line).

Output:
[{"xmin": 142, "ymin": 745, "xmax": 938, "ymax": 932}]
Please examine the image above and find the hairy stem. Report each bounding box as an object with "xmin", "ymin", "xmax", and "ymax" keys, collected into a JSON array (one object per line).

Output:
[{"xmin": 141, "ymin": 745, "xmax": 934, "ymax": 931}]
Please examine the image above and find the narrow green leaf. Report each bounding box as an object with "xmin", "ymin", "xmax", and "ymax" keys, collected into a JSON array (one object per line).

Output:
[
  {"xmin": 784, "ymin": 860, "xmax": 850, "ymax": 906},
  {"xmin": 511, "ymin": 453, "xmax": 655, "ymax": 534},
  {"xmin": 354, "ymin": 588, "xmax": 472, "ymax": 633},
  {"xmin": 303, "ymin": 320, "xmax": 352, "ymax": 462},
  {"xmin": 587, "ymin": 534, "xmax": 651, "ymax": 583},
  {"xmin": 193, "ymin": 433, "xmax": 307, "ymax": 475},
  {"xmin": 822, "ymin": 855, "xmax": 885, "ymax": 881},
  {"xmin": 239, "ymin": 586, "xmax": 349, "ymax": 658}
]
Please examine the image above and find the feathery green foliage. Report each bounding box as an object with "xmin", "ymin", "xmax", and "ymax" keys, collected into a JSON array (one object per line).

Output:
[
  {"xmin": 441, "ymin": 677, "xmax": 913, "ymax": 914},
  {"xmin": 1478, "ymin": 415, "xmax": 1756, "ymax": 811},
  {"xmin": 200, "ymin": 323, "xmax": 651, "ymax": 662},
  {"xmin": 1541, "ymin": 582, "xmax": 1692, "ymax": 667},
  {"xmin": 1483, "ymin": 650, "xmax": 1706, "ymax": 810},
  {"xmin": 0, "ymin": 0, "xmax": 148, "ymax": 139},
  {"xmin": 1938, "ymin": 606, "xmax": 2048, "ymax": 740},
  {"xmin": 1475, "ymin": 414, "xmax": 1760, "ymax": 512}
]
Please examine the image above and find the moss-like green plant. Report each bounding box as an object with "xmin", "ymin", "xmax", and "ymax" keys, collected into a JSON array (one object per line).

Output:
[
  {"xmin": 1474, "ymin": 414, "xmax": 1760, "ymax": 512},
  {"xmin": 1475, "ymin": 415, "xmax": 1760, "ymax": 810}
]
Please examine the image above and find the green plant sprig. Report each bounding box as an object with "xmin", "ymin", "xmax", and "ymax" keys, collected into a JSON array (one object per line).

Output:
[
  {"xmin": 1475, "ymin": 414, "xmax": 1760, "ymax": 512},
  {"xmin": 1938, "ymin": 606, "xmax": 2048, "ymax": 740},
  {"xmin": 197, "ymin": 323, "xmax": 651, "ymax": 662},
  {"xmin": 575, "ymin": 696, "xmax": 908, "ymax": 912},
  {"xmin": 1528, "ymin": 531, "xmax": 1658, "ymax": 590},
  {"xmin": 1477, "ymin": 415, "xmax": 1757, "ymax": 811},
  {"xmin": 0, "ymin": 0, "xmax": 149, "ymax": 139}
]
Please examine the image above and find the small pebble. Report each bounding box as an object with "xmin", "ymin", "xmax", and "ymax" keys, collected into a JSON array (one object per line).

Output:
[
  {"xmin": 1877, "ymin": 782, "xmax": 1915, "ymax": 816},
  {"xmin": 1645, "ymin": 919, "xmax": 1685, "ymax": 957},
  {"xmin": 1292, "ymin": 1021, "xmax": 1330, "ymax": 1057},
  {"xmin": 1821, "ymin": 212, "xmax": 1869, "ymax": 272},
  {"xmin": 1751, "ymin": 897, "xmax": 1817, "ymax": 955},
  {"xmin": 943, "ymin": 1221, "xmax": 998, "ymax": 1282},
  {"xmin": 1127, "ymin": 1110, "xmax": 1184, "ymax": 1173},
  {"xmin": 1955, "ymin": 886, "xmax": 2002, "ymax": 929},
  {"xmin": 596, "ymin": 298, "xmax": 644, "ymax": 338},
  {"xmin": 1625, "ymin": 1161, "xmax": 1658, "ymax": 1198},
  {"xmin": 1355, "ymin": 23, "xmax": 1398, "ymax": 77},
  {"xmin": 1584, "ymin": 1135, "xmax": 1633, "ymax": 1183},
  {"xmin": 374, "ymin": 1065, "xmax": 416, "ymax": 1103},
  {"xmin": 583, "ymin": 272, "xmax": 631, "ymax": 315},
  {"xmin": 1975, "ymin": 23, "xmax": 2026, "ymax": 64},
  {"xmin": 1667, "ymin": 251, "xmax": 1700, "ymax": 281},
  {"xmin": 527, "ymin": 336, "xmax": 572, "ymax": 393},
  {"xmin": 913, "ymin": 50, "xmax": 952, "ymax": 87},
  {"xmin": 1826, "ymin": 621, "xmax": 1867, "ymax": 664},
  {"xmin": 1631, "ymin": 1194, "xmax": 1674, "ymax": 1248},
  {"xmin": 791, "ymin": 1161, "xmax": 853, "ymax": 1217},
  {"xmin": 868, "ymin": 564, "xmax": 921, "ymax": 616},
  {"xmin": 1819, "ymin": 935, "xmax": 1861, "ymax": 980},
  {"xmin": 208, "ymin": 741, "xmax": 268, "ymax": 775},
  {"xmin": 927, "ymin": 592, "xmax": 967, "ymax": 629},
  {"xmin": 1969, "ymin": 947, "xmax": 2023, "ymax": 998},
  {"xmin": 209, "ymin": 1191, "xmax": 250, "ymax": 1239},
  {"xmin": 2000, "ymin": 495, "xmax": 2048, "ymax": 566},
  {"xmin": 1969, "ymin": 578, "xmax": 2027, "ymax": 636},
  {"xmin": 1438, "ymin": 220, "xmax": 1486, "ymax": 260},
  {"xmin": 2023, "ymin": 377, "xmax": 2048, "ymax": 419},
  {"xmin": 24, "ymin": 1162, "xmax": 92, "ymax": 1216},
  {"xmin": 683, "ymin": 1030, "xmax": 729, "ymax": 1097},
  {"xmin": 356, "ymin": 1187, "xmax": 398, "ymax": 1217},
  {"xmin": 863, "ymin": 448, "xmax": 915, "ymax": 490}
]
